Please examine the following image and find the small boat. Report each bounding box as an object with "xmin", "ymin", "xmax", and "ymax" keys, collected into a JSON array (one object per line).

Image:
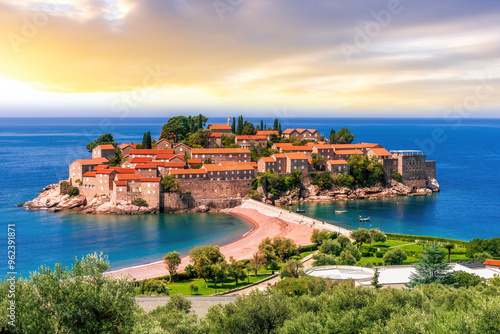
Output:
[
  {"xmin": 357, "ymin": 216, "xmax": 370, "ymax": 222},
  {"xmin": 296, "ymin": 209, "xmax": 306, "ymax": 213},
  {"xmin": 335, "ymin": 210, "xmax": 347, "ymax": 214}
]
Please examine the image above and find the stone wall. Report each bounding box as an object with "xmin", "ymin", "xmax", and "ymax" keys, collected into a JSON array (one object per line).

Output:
[
  {"xmin": 177, "ymin": 178, "xmax": 253, "ymax": 200},
  {"xmin": 425, "ymin": 161, "xmax": 436, "ymax": 179}
]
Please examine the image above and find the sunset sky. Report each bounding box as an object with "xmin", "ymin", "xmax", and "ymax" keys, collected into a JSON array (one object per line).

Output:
[{"xmin": 0, "ymin": 0, "xmax": 499, "ymax": 117}]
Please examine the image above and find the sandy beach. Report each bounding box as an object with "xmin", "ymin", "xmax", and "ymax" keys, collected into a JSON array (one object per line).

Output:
[{"xmin": 107, "ymin": 207, "xmax": 316, "ymax": 281}]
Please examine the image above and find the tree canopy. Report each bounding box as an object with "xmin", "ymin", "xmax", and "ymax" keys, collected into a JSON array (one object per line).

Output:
[
  {"xmin": 348, "ymin": 155, "xmax": 385, "ymax": 187},
  {"xmin": 329, "ymin": 127, "xmax": 356, "ymax": 144},
  {"xmin": 85, "ymin": 133, "xmax": 117, "ymax": 152},
  {"xmin": 407, "ymin": 243, "xmax": 451, "ymax": 287}
]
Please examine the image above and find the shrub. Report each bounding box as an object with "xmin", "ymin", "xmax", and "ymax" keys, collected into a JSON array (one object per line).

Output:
[
  {"xmin": 189, "ymin": 283, "xmax": 199, "ymax": 294},
  {"xmin": 133, "ymin": 198, "xmax": 148, "ymax": 207},
  {"xmin": 247, "ymin": 189, "xmax": 264, "ymax": 200},
  {"xmin": 68, "ymin": 187, "xmax": 79, "ymax": 197},
  {"xmin": 299, "ymin": 244, "xmax": 318, "ymax": 253},
  {"xmin": 375, "ymin": 251, "xmax": 384, "ymax": 258},
  {"xmin": 383, "ymin": 248, "xmax": 407, "ymax": 265},
  {"xmin": 391, "ymin": 172, "xmax": 403, "ymax": 183},
  {"xmin": 143, "ymin": 279, "xmax": 168, "ymax": 295},
  {"xmin": 161, "ymin": 175, "xmax": 180, "ymax": 193},
  {"xmin": 183, "ymin": 265, "xmax": 197, "ymax": 278},
  {"xmin": 60, "ymin": 181, "xmax": 72, "ymax": 195},
  {"xmin": 361, "ymin": 252, "xmax": 371, "ymax": 257}
]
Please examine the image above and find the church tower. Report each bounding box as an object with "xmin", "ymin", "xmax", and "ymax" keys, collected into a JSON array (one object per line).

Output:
[{"xmin": 227, "ymin": 115, "xmax": 230, "ymax": 126}]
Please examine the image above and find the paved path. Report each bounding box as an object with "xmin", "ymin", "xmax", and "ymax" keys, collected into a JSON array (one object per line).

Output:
[{"xmin": 136, "ymin": 296, "xmax": 238, "ymax": 318}]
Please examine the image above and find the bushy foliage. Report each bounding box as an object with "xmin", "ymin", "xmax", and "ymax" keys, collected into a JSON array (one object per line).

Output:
[
  {"xmin": 332, "ymin": 174, "xmax": 355, "ymax": 188},
  {"xmin": 279, "ymin": 259, "xmax": 304, "ymax": 279},
  {"xmin": 348, "ymin": 155, "xmax": 385, "ymax": 187},
  {"xmin": 408, "ymin": 243, "xmax": 451, "ymax": 287},
  {"xmin": 68, "ymin": 186, "xmax": 79, "ymax": 197},
  {"xmin": 189, "ymin": 245, "xmax": 227, "ymax": 288},
  {"xmin": 85, "ymin": 133, "xmax": 117, "ymax": 152},
  {"xmin": 133, "ymin": 198, "xmax": 148, "ymax": 207},
  {"xmin": 383, "ymin": 248, "xmax": 408, "ymax": 265},
  {"xmin": 142, "ymin": 279, "xmax": 168, "ymax": 295},
  {"xmin": 60, "ymin": 181, "xmax": 72, "ymax": 195},
  {"xmin": 161, "ymin": 174, "xmax": 180, "ymax": 193},
  {"xmin": 160, "ymin": 115, "xmax": 208, "ymax": 141},
  {"xmin": 163, "ymin": 251, "xmax": 181, "ymax": 282},
  {"xmin": 260, "ymin": 170, "xmax": 302, "ymax": 198},
  {"xmin": 444, "ymin": 270, "xmax": 485, "ymax": 288},
  {"xmin": 329, "ymin": 127, "xmax": 356, "ymax": 144},
  {"xmin": 391, "ymin": 171, "xmax": 403, "ymax": 183},
  {"xmin": 312, "ymin": 253, "xmax": 338, "ymax": 266},
  {"xmin": 247, "ymin": 189, "xmax": 264, "ymax": 200},
  {"xmin": 311, "ymin": 153, "xmax": 326, "ymax": 171},
  {"xmin": 466, "ymin": 238, "xmax": 500, "ymax": 258},
  {"xmin": 310, "ymin": 229, "xmax": 330, "ymax": 246},
  {"xmin": 350, "ymin": 228, "xmax": 371, "ymax": 249},
  {"xmin": 310, "ymin": 172, "xmax": 332, "ymax": 189}
]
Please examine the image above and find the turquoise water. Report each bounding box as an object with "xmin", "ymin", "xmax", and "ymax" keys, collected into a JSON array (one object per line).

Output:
[{"xmin": 1, "ymin": 117, "xmax": 499, "ymax": 276}]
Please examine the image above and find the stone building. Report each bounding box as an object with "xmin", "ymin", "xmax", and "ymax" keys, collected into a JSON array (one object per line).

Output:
[
  {"xmin": 191, "ymin": 148, "xmax": 251, "ymax": 164},
  {"xmin": 92, "ymin": 144, "xmax": 116, "ymax": 160},
  {"xmin": 69, "ymin": 157, "xmax": 109, "ymax": 184},
  {"xmin": 122, "ymin": 157, "xmax": 151, "ymax": 168},
  {"xmin": 235, "ymin": 135, "xmax": 267, "ymax": 149},
  {"xmin": 285, "ymin": 152, "xmax": 309, "ymax": 175},
  {"xmin": 173, "ymin": 143, "xmax": 191, "ymax": 158},
  {"xmin": 134, "ymin": 163, "xmax": 159, "ymax": 178},
  {"xmin": 280, "ymin": 145, "xmax": 313, "ymax": 159},
  {"xmin": 255, "ymin": 130, "xmax": 279, "ymax": 140},
  {"xmin": 158, "ymin": 162, "xmax": 185, "ymax": 177},
  {"xmin": 326, "ymin": 160, "xmax": 350, "ymax": 174},
  {"xmin": 332, "ymin": 149, "xmax": 364, "ymax": 161},
  {"xmin": 384, "ymin": 150, "xmax": 437, "ymax": 191},
  {"xmin": 282, "ymin": 129, "xmax": 321, "ymax": 140},
  {"xmin": 367, "ymin": 147, "xmax": 392, "ymax": 161},
  {"xmin": 208, "ymin": 133, "xmax": 222, "ymax": 148},
  {"xmin": 129, "ymin": 149, "xmax": 174, "ymax": 159},
  {"xmin": 118, "ymin": 143, "xmax": 138, "ymax": 156},
  {"xmin": 312, "ymin": 144, "xmax": 335, "ymax": 160},
  {"xmin": 208, "ymin": 124, "xmax": 232, "ymax": 134},
  {"xmin": 156, "ymin": 138, "xmax": 173, "ymax": 150},
  {"xmin": 203, "ymin": 163, "xmax": 256, "ymax": 181}
]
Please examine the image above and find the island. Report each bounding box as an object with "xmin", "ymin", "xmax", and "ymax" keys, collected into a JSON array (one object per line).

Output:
[{"xmin": 24, "ymin": 115, "xmax": 439, "ymax": 214}]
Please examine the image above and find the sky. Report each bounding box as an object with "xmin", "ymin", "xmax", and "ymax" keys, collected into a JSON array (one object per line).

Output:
[{"xmin": 0, "ymin": 0, "xmax": 499, "ymax": 118}]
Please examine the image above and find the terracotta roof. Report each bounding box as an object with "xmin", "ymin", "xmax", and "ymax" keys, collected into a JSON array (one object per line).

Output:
[
  {"xmin": 170, "ymin": 168, "xmax": 207, "ymax": 175},
  {"xmin": 116, "ymin": 174, "xmax": 141, "ymax": 181},
  {"xmin": 308, "ymin": 159, "xmax": 313, "ymax": 164},
  {"xmin": 484, "ymin": 259, "xmax": 500, "ymax": 267},
  {"xmin": 97, "ymin": 144, "xmax": 115, "ymax": 150},
  {"xmin": 191, "ymin": 148, "xmax": 251, "ymax": 154},
  {"xmin": 209, "ymin": 133, "xmax": 222, "ymax": 138},
  {"xmin": 334, "ymin": 150, "xmax": 364, "ymax": 156},
  {"xmin": 163, "ymin": 162, "xmax": 185, "ymax": 168},
  {"xmin": 314, "ymin": 144, "xmax": 334, "ymax": 150},
  {"xmin": 260, "ymin": 157, "xmax": 276, "ymax": 163},
  {"xmin": 129, "ymin": 149, "xmax": 174, "ymax": 155},
  {"xmin": 358, "ymin": 143, "xmax": 380, "ymax": 148},
  {"xmin": 157, "ymin": 138, "xmax": 171, "ymax": 143},
  {"xmin": 203, "ymin": 164, "xmax": 255, "ymax": 172},
  {"xmin": 273, "ymin": 153, "xmax": 287, "ymax": 158},
  {"xmin": 328, "ymin": 160, "xmax": 349, "ymax": 165},
  {"xmin": 114, "ymin": 180, "xmax": 127, "ymax": 186},
  {"xmin": 116, "ymin": 168, "xmax": 136, "ymax": 174},
  {"xmin": 94, "ymin": 165, "xmax": 109, "ymax": 170},
  {"xmin": 155, "ymin": 154, "xmax": 177, "ymax": 160},
  {"xmin": 187, "ymin": 159, "xmax": 202, "ymax": 164},
  {"xmin": 141, "ymin": 177, "xmax": 161, "ymax": 182},
  {"xmin": 97, "ymin": 169, "xmax": 116, "ymax": 175},
  {"xmin": 74, "ymin": 157, "xmax": 109, "ymax": 166},
  {"xmin": 219, "ymin": 161, "xmax": 258, "ymax": 168},
  {"xmin": 119, "ymin": 143, "xmax": 138, "ymax": 149},
  {"xmin": 256, "ymin": 130, "xmax": 279, "ymax": 136},
  {"xmin": 333, "ymin": 143, "xmax": 377, "ymax": 150},
  {"xmin": 83, "ymin": 172, "xmax": 96, "ymax": 177},
  {"xmin": 283, "ymin": 145, "xmax": 313, "ymax": 151},
  {"xmin": 282, "ymin": 129, "xmax": 295, "ymax": 134},
  {"xmin": 208, "ymin": 124, "xmax": 232, "ymax": 130},
  {"xmin": 129, "ymin": 157, "xmax": 152, "ymax": 163},
  {"xmin": 369, "ymin": 148, "xmax": 392, "ymax": 157},
  {"xmin": 149, "ymin": 161, "xmax": 165, "ymax": 167},
  {"xmin": 273, "ymin": 143, "xmax": 294, "ymax": 148},
  {"xmin": 285, "ymin": 153, "xmax": 308, "ymax": 160},
  {"xmin": 282, "ymin": 128, "xmax": 318, "ymax": 134},
  {"xmin": 135, "ymin": 163, "xmax": 157, "ymax": 169},
  {"xmin": 236, "ymin": 135, "xmax": 267, "ymax": 140}
]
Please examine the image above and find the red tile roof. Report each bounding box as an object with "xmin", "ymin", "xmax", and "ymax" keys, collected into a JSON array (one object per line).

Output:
[
  {"xmin": 130, "ymin": 149, "xmax": 174, "ymax": 155},
  {"xmin": 192, "ymin": 148, "xmax": 251, "ymax": 154},
  {"xmin": 484, "ymin": 259, "xmax": 500, "ymax": 267},
  {"xmin": 314, "ymin": 144, "xmax": 334, "ymax": 150},
  {"xmin": 282, "ymin": 145, "xmax": 313, "ymax": 151},
  {"xmin": 94, "ymin": 165, "xmax": 109, "ymax": 170},
  {"xmin": 74, "ymin": 158, "xmax": 109, "ymax": 166},
  {"xmin": 83, "ymin": 172, "xmax": 96, "ymax": 177},
  {"xmin": 256, "ymin": 130, "xmax": 279, "ymax": 136},
  {"xmin": 203, "ymin": 164, "xmax": 255, "ymax": 172},
  {"xmin": 141, "ymin": 177, "xmax": 161, "ymax": 182},
  {"xmin": 129, "ymin": 157, "xmax": 152, "ymax": 163},
  {"xmin": 170, "ymin": 169, "xmax": 207, "ymax": 175},
  {"xmin": 369, "ymin": 148, "xmax": 392, "ymax": 157},
  {"xmin": 334, "ymin": 150, "xmax": 364, "ymax": 156},
  {"xmin": 187, "ymin": 159, "xmax": 202, "ymax": 164},
  {"xmin": 155, "ymin": 154, "xmax": 177, "ymax": 160},
  {"xmin": 219, "ymin": 161, "xmax": 258, "ymax": 168},
  {"xmin": 236, "ymin": 135, "xmax": 267, "ymax": 140},
  {"xmin": 273, "ymin": 143, "xmax": 294, "ymax": 148},
  {"xmin": 97, "ymin": 169, "xmax": 116, "ymax": 175},
  {"xmin": 98, "ymin": 144, "xmax": 115, "ymax": 150},
  {"xmin": 285, "ymin": 153, "xmax": 308, "ymax": 160},
  {"xmin": 116, "ymin": 168, "xmax": 136, "ymax": 174},
  {"xmin": 119, "ymin": 143, "xmax": 138, "ymax": 149},
  {"xmin": 149, "ymin": 161, "xmax": 165, "ymax": 167},
  {"xmin": 273, "ymin": 153, "xmax": 287, "ymax": 158},
  {"xmin": 333, "ymin": 143, "xmax": 378, "ymax": 150},
  {"xmin": 114, "ymin": 180, "xmax": 127, "ymax": 186},
  {"xmin": 163, "ymin": 162, "xmax": 185, "ymax": 168},
  {"xmin": 116, "ymin": 174, "xmax": 141, "ymax": 181},
  {"xmin": 209, "ymin": 133, "xmax": 222, "ymax": 138},
  {"xmin": 208, "ymin": 124, "xmax": 232, "ymax": 130},
  {"xmin": 135, "ymin": 163, "xmax": 157, "ymax": 169},
  {"xmin": 328, "ymin": 160, "xmax": 348, "ymax": 165},
  {"xmin": 283, "ymin": 128, "xmax": 318, "ymax": 134},
  {"xmin": 260, "ymin": 157, "xmax": 276, "ymax": 163}
]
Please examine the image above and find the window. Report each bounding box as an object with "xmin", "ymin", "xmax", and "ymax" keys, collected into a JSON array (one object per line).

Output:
[
  {"xmin": 100, "ymin": 180, "xmax": 102, "ymax": 184},
  {"xmin": 149, "ymin": 169, "xmax": 151, "ymax": 171},
  {"xmin": 153, "ymin": 191, "xmax": 156, "ymax": 194},
  {"xmin": 148, "ymin": 183, "xmax": 151, "ymax": 187},
  {"xmin": 119, "ymin": 188, "xmax": 122, "ymax": 192},
  {"xmin": 148, "ymin": 191, "xmax": 151, "ymax": 194}
]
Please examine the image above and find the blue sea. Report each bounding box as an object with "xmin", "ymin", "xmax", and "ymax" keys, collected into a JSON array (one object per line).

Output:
[{"xmin": 1, "ymin": 117, "xmax": 499, "ymax": 276}]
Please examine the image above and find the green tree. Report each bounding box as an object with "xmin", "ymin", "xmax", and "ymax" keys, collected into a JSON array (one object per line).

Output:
[
  {"xmin": 273, "ymin": 118, "xmax": 279, "ymax": 131},
  {"xmin": 329, "ymin": 127, "xmax": 356, "ymax": 144},
  {"xmin": 85, "ymin": 133, "xmax": 117, "ymax": 152},
  {"xmin": 311, "ymin": 229, "xmax": 330, "ymax": 246},
  {"xmin": 160, "ymin": 116, "xmax": 190, "ymax": 141},
  {"xmin": 445, "ymin": 270, "xmax": 484, "ymax": 288},
  {"xmin": 258, "ymin": 241, "xmax": 278, "ymax": 266},
  {"xmin": 221, "ymin": 133, "xmax": 237, "ymax": 148},
  {"xmin": 108, "ymin": 147, "xmax": 123, "ymax": 167},
  {"xmin": 272, "ymin": 236, "xmax": 298, "ymax": 261},
  {"xmin": 248, "ymin": 252, "xmax": 266, "ymax": 276},
  {"xmin": 350, "ymin": 228, "xmax": 371, "ymax": 249},
  {"xmin": 227, "ymin": 256, "xmax": 247, "ymax": 285},
  {"xmin": 391, "ymin": 172, "xmax": 403, "ymax": 183},
  {"xmin": 192, "ymin": 114, "xmax": 208, "ymax": 132},
  {"xmin": 241, "ymin": 121, "xmax": 255, "ymax": 135},
  {"xmin": 369, "ymin": 228, "xmax": 387, "ymax": 245},
  {"xmin": 311, "ymin": 153, "xmax": 326, "ymax": 171},
  {"xmin": 371, "ymin": 268, "xmax": 383, "ymax": 289},
  {"xmin": 279, "ymin": 259, "xmax": 304, "ymax": 279},
  {"xmin": 407, "ymin": 243, "xmax": 451, "ymax": 287},
  {"xmin": 310, "ymin": 172, "xmax": 332, "ymax": 189},
  {"xmin": 348, "ymin": 155, "xmax": 385, "ymax": 187},
  {"xmin": 278, "ymin": 123, "xmax": 282, "ymax": 136},
  {"xmin": 189, "ymin": 245, "xmax": 227, "ymax": 288},
  {"xmin": 163, "ymin": 251, "xmax": 182, "ymax": 282},
  {"xmin": 443, "ymin": 242, "xmax": 455, "ymax": 262},
  {"xmin": 161, "ymin": 174, "xmax": 180, "ymax": 192},
  {"xmin": 319, "ymin": 239, "xmax": 342, "ymax": 256},
  {"xmin": 312, "ymin": 253, "xmax": 338, "ymax": 266},
  {"xmin": 383, "ymin": 248, "xmax": 408, "ymax": 265},
  {"xmin": 339, "ymin": 250, "xmax": 357, "ymax": 265},
  {"xmin": 231, "ymin": 117, "xmax": 236, "ymax": 133},
  {"xmin": 141, "ymin": 131, "xmax": 152, "ymax": 149}
]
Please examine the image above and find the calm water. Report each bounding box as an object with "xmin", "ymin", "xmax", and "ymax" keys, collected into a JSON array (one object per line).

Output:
[{"xmin": 0, "ymin": 117, "xmax": 499, "ymax": 276}]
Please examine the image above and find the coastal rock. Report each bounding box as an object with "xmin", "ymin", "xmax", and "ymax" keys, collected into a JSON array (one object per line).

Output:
[
  {"xmin": 389, "ymin": 180, "xmax": 411, "ymax": 196},
  {"xmin": 426, "ymin": 177, "xmax": 440, "ymax": 192},
  {"xmin": 55, "ymin": 195, "xmax": 87, "ymax": 209},
  {"xmin": 24, "ymin": 184, "xmax": 69, "ymax": 209},
  {"xmin": 301, "ymin": 184, "xmax": 319, "ymax": 198},
  {"xmin": 195, "ymin": 205, "xmax": 209, "ymax": 212}
]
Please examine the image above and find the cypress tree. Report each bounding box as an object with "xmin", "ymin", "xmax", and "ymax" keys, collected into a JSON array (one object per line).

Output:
[
  {"xmin": 142, "ymin": 132, "xmax": 147, "ymax": 148},
  {"xmin": 278, "ymin": 123, "xmax": 282, "ymax": 135},
  {"xmin": 198, "ymin": 114, "xmax": 203, "ymax": 130},
  {"xmin": 273, "ymin": 118, "xmax": 278, "ymax": 130},
  {"xmin": 146, "ymin": 131, "xmax": 152, "ymax": 149},
  {"xmin": 260, "ymin": 120, "xmax": 264, "ymax": 130},
  {"xmin": 232, "ymin": 117, "xmax": 236, "ymax": 133},
  {"xmin": 188, "ymin": 115, "xmax": 193, "ymax": 133}
]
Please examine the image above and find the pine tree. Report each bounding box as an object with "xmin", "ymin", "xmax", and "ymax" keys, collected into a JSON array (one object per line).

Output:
[
  {"xmin": 232, "ymin": 117, "xmax": 236, "ymax": 133},
  {"xmin": 407, "ymin": 243, "xmax": 451, "ymax": 287},
  {"xmin": 146, "ymin": 131, "xmax": 152, "ymax": 149},
  {"xmin": 236, "ymin": 116, "xmax": 244, "ymax": 135},
  {"xmin": 197, "ymin": 114, "xmax": 203, "ymax": 130},
  {"xmin": 371, "ymin": 268, "xmax": 383, "ymax": 289},
  {"xmin": 278, "ymin": 123, "xmax": 282, "ymax": 135},
  {"xmin": 188, "ymin": 115, "xmax": 193, "ymax": 133},
  {"xmin": 142, "ymin": 132, "xmax": 148, "ymax": 148},
  {"xmin": 260, "ymin": 120, "xmax": 264, "ymax": 130},
  {"xmin": 273, "ymin": 118, "xmax": 278, "ymax": 130}
]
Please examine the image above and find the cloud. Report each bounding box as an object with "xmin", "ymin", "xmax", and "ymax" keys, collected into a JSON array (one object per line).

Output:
[{"xmin": 0, "ymin": 0, "xmax": 499, "ymax": 114}]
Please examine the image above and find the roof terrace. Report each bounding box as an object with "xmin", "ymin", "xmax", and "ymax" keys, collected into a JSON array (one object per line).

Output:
[{"xmin": 390, "ymin": 150, "xmax": 424, "ymax": 156}]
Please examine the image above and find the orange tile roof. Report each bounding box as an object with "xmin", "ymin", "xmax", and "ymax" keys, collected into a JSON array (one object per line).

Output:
[
  {"xmin": 141, "ymin": 177, "xmax": 161, "ymax": 182},
  {"xmin": 130, "ymin": 149, "xmax": 174, "ymax": 155},
  {"xmin": 334, "ymin": 150, "xmax": 364, "ymax": 156},
  {"xmin": 119, "ymin": 143, "xmax": 138, "ymax": 149},
  {"xmin": 283, "ymin": 145, "xmax": 313, "ymax": 151},
  {"xmin": 273, "ymin": 143, "xmax": 294, "ymax": 148},
  {"xmin": 260, "ymin": 157, "xmax": 276, "ymax": 163},
  {"xmin": 94, "ymin": 165, "xmax": 109, "ymax": 170},
  {"xmin": 208, "ymin": 124, "xmax": 232, "ymax": 130},
  {"xmin": 187, "ymin": 159, "xmax": 202, "ymax": 164},
  {"xmin": 308, "ymin": 159, "xmax": 313, "ymax": 164},
  {"xmin": 157, "ymin": 138, "xmax": 171, "ymax": 143},
  {"xmin": 98, "ymin": 144, "xmax": 115, "ymax": 150},
  {"xmin": 219, "ymin": 161, "xmax": 258, "ymax": 168},
  {"xmin": 116, "ymin": 168, "xmax": 136, "ymax": 174},
  {"xmin": 333, "ymin": 143, "xmax": 378, "ymax": 149},
  {"xmin": 283, "ymin": 128, "xmax": 318, "ymax": 134},
  {"xmin": 129, "ymin": 157, "xmax": 152, "ymax": 163},
  {"xmin": 170, "ymin": 168, "xmax": 207, "ymax": 175},
  {"xmin": 236, "ymin": 135, "xmax": 267, "ymax": 140},
  {"xmin": 209, "ymin": 133, "xmax": 222, "ymax": 138},
  {"xmin": 203, "ymin": 164, "xmax": 254, "ymax": 172},
  {"xmin": 256, "ymin": 130, "xmax": 279, "ymax": 136},
  {"xmin": 135, "ymin": 163, "xmax": 157, "ymax": 169},
  {"xmin": 155, "ymin": 154, "xmax": 176, "ymax": 160},
  {"xmin": 116, "ymin": 174, "xmax": 141, "ymax": 181},
  {"xmin": 484, "ymin": 259, "xmax": 500, "ymax": 267},
  {"xmin": 149, "ymin": 161, "xmax": 165, "ymax": 167},
  {"xmin": 74, "ymin": 157, "xmax": 109, "ymax": 166},
  {"xmin": 369, "ymin": 148, "xmax": 392, "ymax": 156},
  {"xmin": 285, "ymin": 153, "xmax": 308, "ymax": 160},
  {"xmin": 328, "ymin": 160, "xmax": 348, "ymax": 165},
  {"xmin": 163, "ymin": 162, "xmax": 185, "ymax": 168},
  {"xmin": 191, "ymin": 148, "xmax": 251, "ymax": 154},
  {"xmin": 358, "ymin": 143, "xmax": 380, "ymax": 148},
  {"xmin": 273, "ymin": 153, "xmax": 287, "ymax": 158},
  {"xmin": 97, "ymin": 169, "xmax": 116, "ymax": 175},
  {"xmin": 114, "ymin": 180, "xmax": 127, "ymax": 186},
  {"xmin": 83, "ymin": 172, "xmax": 96, "ymax": 177},
  {"xmin": 314, "ymin": 144, "xmax": 334, "ymax": 150}
]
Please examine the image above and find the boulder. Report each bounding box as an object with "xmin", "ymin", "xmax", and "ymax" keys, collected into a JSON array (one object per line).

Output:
[
  {"xmin": 24, "ymin": 184, "xmax": 69, "ymax": 209},
  {"xmin": 426, "ymin": 177, "xmax": 440, "ymax": 192},
  {"xmin": 55, "ymin": 195, "xmax": 86, "ymax": 209}
]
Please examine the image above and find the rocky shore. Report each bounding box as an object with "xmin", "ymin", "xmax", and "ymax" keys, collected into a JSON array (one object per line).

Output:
[{"xmin": 260, "ymin": 178, "xmax": 440, "ymax": 206}]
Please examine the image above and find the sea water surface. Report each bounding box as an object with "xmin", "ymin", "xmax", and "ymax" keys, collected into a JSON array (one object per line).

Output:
[{"xmin": 0, "ymin": 117, "xmax": 499, "ymax": 276}]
